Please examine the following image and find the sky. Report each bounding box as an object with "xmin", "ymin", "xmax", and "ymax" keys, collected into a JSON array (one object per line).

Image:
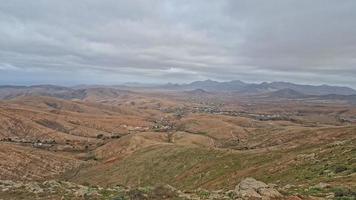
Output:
[{"xmin": 0, "ymin": 0, "xmax": 356, "ymax": 87}]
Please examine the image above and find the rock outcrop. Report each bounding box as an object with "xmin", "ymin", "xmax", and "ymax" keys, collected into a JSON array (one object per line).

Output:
[{"xmin": 235, "ymin": 177, "xmax": 283, "ymax": 200}]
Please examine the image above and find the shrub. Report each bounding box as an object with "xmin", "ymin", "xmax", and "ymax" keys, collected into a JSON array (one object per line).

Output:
[
  {"xmin": 334, "ymin": 165, "xmax": 348, "ymax": 173},
  {"xmin": 112, "ymin": 196, "xmax": 126, "ymax": 200},
  {"xmin": 333, "ymin": 187, "xmax": 352, "ymax": 197}
]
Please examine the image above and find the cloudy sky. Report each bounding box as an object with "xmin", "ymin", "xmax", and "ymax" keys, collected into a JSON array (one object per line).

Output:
[{"xmin": 0, "ymin": 0, "xmax": 355, "ymax": 87}]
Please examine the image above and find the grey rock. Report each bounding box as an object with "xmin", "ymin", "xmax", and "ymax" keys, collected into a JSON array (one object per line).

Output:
[{"xmin": 235, "ymin": 178, "xmax": 283, "ymax": 200}]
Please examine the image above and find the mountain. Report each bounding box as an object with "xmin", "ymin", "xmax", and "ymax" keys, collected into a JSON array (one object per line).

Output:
[
  {"xmin": 261, "ymin": 82, "xmax": 356, "ymax": 95},
  {"xmin": 257, "ymin": 88, "xmax": 356, "ymax": 104},
  {"xmin": 160, "ymin": 80, "xmax": 356, "ymax": 95}
]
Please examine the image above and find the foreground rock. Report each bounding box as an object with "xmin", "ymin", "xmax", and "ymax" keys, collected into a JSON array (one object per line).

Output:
[
  {"xmin": 0, "ymin": 179, "xmax": 331, "ymax": 200},
  {"xmin": 235, "ymin": 177, "xmax": 283, "ymax": 200}
]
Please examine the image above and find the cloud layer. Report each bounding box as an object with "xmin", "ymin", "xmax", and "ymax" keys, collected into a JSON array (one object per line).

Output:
[{"xmin": 0, "ymin": 0, "xmax": 355, "ymax": 87}]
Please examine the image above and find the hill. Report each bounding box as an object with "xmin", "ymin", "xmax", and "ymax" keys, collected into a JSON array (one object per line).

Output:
[{"xmin": 0, "ymin": 86, "xmax": 355, "ymax": 199}]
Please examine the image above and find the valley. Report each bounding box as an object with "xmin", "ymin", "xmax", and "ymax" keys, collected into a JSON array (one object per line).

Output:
[{"xmin": 0, "ymin": 82, "xmax": 355, "ymax": 199}]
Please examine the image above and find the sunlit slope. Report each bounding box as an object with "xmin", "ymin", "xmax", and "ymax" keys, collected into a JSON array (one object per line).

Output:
[{"xmin": 71, "ymin": 126, "xmax": 356, "ymax": 193}]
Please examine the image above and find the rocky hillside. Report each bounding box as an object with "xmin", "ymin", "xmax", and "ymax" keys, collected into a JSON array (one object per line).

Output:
[{"xmin": 0, "ymin": 178, "xmax": 326, "ymax": 200}]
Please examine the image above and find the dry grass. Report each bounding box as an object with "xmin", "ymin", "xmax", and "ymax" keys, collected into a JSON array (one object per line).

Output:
[{"xmin": 0, "ymin": 89, "xmax": 355, "ymax": 199}]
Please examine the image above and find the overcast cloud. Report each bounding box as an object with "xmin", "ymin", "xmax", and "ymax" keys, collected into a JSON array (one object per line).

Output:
[{"xmin": 0, "ymin": 0, "xmax": 355, "ymax": 87}]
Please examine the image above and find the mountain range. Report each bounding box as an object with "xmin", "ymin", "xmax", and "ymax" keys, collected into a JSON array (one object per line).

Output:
[
  {"xmin": 162, "ymin": 80, "xmax": 356, "ymax": 95},
  {"xmin": 0, "ymin": 80, "xmax": 355, "ymax": 102}
]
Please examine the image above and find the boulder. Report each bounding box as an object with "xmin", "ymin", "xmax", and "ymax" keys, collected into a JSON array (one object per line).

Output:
[
  {"xmin": 312, "ymin": 182, "xmax": 330, "ymax": 189},
  {"xmin": 25, "ymin": 182, "xmax": 44, "ymax": 194},
  {"xmin": 235, "ymin": 178, "xmax": 283, "ymax": 200}
]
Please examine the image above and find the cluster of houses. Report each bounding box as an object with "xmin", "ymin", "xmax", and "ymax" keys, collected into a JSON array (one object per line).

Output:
[
  {"xmin": 152, "ymin": 117, "xmax": 175, "ymax": 131},
  {"xmin": 192, "ymin": 106, "xmax": 291, "ymax": 121},
  {"xmin": 0, "ymin": 137, "xmax": 56, "ymax": 149}
]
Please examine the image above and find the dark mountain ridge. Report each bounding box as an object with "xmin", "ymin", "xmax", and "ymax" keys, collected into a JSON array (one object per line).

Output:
[
  {"xmin": 0, "ymin": 81, "xmax": 355, "ymax": 100},
  {"xmin": 162, "ymin": 80, "xmax": 356, "ymax": 95}
]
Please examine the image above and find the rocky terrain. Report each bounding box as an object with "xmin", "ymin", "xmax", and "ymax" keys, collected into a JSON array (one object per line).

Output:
[
  {"xmin": 0, "ymin": 84, "xmax": 355, "ymax": 199},
  {"xmin": 0, "ymin": 178, "xmax": 319, "ymax": 200}
]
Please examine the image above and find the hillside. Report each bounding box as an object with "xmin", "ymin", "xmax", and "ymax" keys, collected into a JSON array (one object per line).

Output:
[{"xmin": 0, "ymin": 87, "xmax": 355, "ymax": 199}]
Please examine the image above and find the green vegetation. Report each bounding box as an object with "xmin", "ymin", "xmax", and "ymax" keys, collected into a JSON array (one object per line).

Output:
[
  {"xmin": 332, "ymin": 187, "xmax": 356, "ymax": 200},
  {"xmin": 71, "ymin": 137, "xmax": 355, "ymax": 200}
]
